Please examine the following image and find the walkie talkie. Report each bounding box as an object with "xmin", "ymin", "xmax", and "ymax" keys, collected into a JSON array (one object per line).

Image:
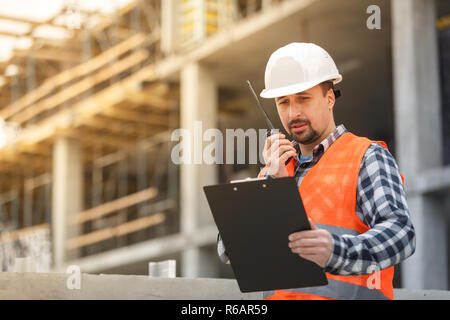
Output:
[{"xmin": 246, "ymin": 80, "xmax": 294, "ymax": 165}]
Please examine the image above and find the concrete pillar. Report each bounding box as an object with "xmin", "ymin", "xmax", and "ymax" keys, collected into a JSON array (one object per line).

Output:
[
  {"xmin": 52, "ymin": 137, "xmax": 83, "ymax": 268},
  {"xmin": 180, "ymin": 62, "xmax": 218, "ymax": 277},
  {"xmin": 391, "ymin": 0, "xmax": 447, "ymax": 289},
  {"xmin": 161, "ymin": 0, "xmax": 176, "ymax": 54}
]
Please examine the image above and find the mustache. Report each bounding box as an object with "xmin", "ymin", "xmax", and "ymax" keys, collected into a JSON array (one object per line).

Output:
[{"xmin": 288, "ymin": 118, "xmax": 310, "ymax": 128}]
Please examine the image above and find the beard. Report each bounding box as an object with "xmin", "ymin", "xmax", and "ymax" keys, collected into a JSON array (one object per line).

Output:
[{"xmin": 288, "ymin": 119, "xmax": 321, "ymax": 144}]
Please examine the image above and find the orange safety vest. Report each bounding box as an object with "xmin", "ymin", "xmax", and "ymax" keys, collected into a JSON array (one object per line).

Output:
[{"xmin": 259, "ymin": 132, "xmax": 399, "ymax": 300}]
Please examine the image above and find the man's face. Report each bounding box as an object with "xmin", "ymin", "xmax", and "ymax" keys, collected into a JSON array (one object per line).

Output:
[{"xmin": 275, "ymin": 84, "xmax": 334, "ymax": 145}]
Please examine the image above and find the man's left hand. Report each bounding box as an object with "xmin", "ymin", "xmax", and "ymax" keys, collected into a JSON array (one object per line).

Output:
[{"xmin": 288, "ymin": 220, "xmax": 333, "ymax": 269}]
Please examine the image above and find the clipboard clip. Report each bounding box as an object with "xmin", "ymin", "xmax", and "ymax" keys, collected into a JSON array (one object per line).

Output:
[{"xmin": 230, "ymin": 177, "xmax": 267, "ymax": 184}]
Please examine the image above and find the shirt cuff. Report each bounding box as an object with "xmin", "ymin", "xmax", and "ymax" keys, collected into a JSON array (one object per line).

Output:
[
  {"xmin": 324, "ymin": 233, "xmax": 346, "ymax": 273},
  {"xmin": 217, "ymin": 233, "xmax": 230, "ymax": 264}
]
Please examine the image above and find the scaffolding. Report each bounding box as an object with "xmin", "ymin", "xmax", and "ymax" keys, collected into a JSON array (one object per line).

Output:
[{"xmin": 0, "ymin": 0, "xmax": 281, "ymax": 272}]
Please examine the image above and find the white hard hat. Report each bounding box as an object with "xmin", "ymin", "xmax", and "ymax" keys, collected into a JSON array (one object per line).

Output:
[{"xmin": 260, "ymin": 43, "xmax": 342, "ymax": 99}]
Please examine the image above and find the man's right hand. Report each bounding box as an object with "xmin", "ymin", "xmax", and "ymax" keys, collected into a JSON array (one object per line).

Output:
[{"xmin": 262, "ymin": 133, "xmax": 297, "ymax": 178}]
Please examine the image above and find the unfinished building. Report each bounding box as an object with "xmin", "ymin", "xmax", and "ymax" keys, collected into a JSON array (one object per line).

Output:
[{"xmin": 0, "ymin": 0, "xmax": 449, "ymax": 291}]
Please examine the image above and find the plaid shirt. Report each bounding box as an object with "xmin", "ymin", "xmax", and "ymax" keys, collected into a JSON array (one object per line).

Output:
[{"xmin": 217, "ymin": 124, "xmax": 416, "ymax": 276}]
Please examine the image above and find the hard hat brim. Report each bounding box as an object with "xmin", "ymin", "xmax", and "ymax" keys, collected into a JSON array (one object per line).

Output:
[{"xmin": 260, "ymin": 74, "xmax": 342, "ymax": 99}]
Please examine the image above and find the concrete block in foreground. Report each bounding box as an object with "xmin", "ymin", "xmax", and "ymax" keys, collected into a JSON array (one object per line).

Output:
[
  {"xmin": 0, "ymin": 273, "xmax": 262, "ymax": 300},
  {"xmin": 1, "ymin": 273, "xmax": 450, "ymax": 300}
]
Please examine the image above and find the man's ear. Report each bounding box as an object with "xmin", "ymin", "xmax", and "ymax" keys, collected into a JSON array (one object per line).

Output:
[{"xmin": 327, "ymin": 89, "xmax": 336, "ymax": 111}]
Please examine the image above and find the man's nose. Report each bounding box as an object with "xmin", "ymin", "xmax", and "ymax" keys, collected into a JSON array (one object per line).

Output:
[{"xmin": 288, "ymin": 101, "xmax": 303, "ymax": 120}]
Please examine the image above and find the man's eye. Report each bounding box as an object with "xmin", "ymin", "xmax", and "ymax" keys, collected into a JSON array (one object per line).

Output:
[
  {"xmin": 279, "ymin": 100, "xmax": 288, "ymax": 105},
  {"xmin": 301, "ymin": 97, "xmax": 310, "ymax": 100}
]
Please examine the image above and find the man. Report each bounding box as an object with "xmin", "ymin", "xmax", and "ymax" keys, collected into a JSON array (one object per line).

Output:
[{"xmin": 217, "ymin": 43, "xmax": 416, "ymax": 300}]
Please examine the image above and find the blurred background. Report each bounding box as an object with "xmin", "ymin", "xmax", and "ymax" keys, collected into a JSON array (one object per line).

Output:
[{"xmin": 0, "ymin": 0, "xmax": 448, "ymax": 291}]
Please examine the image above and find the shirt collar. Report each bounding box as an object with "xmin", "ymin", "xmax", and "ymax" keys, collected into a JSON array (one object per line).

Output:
[{"xmin": 292, "ymin": 124, "xmax": 348, "ymax": 161}]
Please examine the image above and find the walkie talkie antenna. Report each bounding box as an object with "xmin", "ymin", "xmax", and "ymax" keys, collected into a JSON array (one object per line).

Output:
[
  {"xmin": 246, "ymin": 80, "xmax": 275, "ymax": 132},
  {"xmin": 246, "ymin": 80, "xmax": 294, "ymax": 165}
]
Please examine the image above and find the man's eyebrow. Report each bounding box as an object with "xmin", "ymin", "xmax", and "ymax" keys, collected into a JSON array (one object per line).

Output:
[{"xmin": 276, "ymin": 92, "xmax": 311, "ymax": 101}]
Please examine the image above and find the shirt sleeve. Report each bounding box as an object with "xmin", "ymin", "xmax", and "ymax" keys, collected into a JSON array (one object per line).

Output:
[
  {"xmin": 324, "ymin": 143, "xmax": 416, "ymax": 275},
  {"xmin": 217, "ymin": 233, "xmax": 230, "ymax": 264}
]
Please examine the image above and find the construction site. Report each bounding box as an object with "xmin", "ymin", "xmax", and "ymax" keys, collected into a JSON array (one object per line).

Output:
[{"xmin": 0, "ymin": 0, "xmax": 449, "ymax": 300}]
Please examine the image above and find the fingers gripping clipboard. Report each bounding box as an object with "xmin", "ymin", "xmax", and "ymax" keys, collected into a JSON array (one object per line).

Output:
[{"xmin": 203, "ymin": 177, "xmax": 328, "ymax": 293}]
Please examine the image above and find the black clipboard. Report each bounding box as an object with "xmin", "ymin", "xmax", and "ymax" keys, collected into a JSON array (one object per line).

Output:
[{"xmin": 203, "ymin": 176, "xmax": 328, "ymax": 293}]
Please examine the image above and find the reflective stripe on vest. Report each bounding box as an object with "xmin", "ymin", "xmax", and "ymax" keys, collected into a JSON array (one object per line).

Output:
[
  {"xmin": 314, "ymin": 223, "xmax": 360, "ymax": 237},
  {"xmin": 263, "ymin": 279, "xmax": 389, "ymax": 300}
]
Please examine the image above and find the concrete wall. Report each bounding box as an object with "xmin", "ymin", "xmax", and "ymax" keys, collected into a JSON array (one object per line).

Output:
[
  {"xmin": 394, "ymin": 288, "xmax": 450, "ymax": 300},
  {"xmin": 392, "ymin": 0, "xmax": 448, "ymax": 290},
  {"xmin": 1, "ymin": 273, "xmax": 450, "ymax": 300},
  {"xmin": 0, "ymin": 273, "xmax": 261, "ymax": 300}
]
